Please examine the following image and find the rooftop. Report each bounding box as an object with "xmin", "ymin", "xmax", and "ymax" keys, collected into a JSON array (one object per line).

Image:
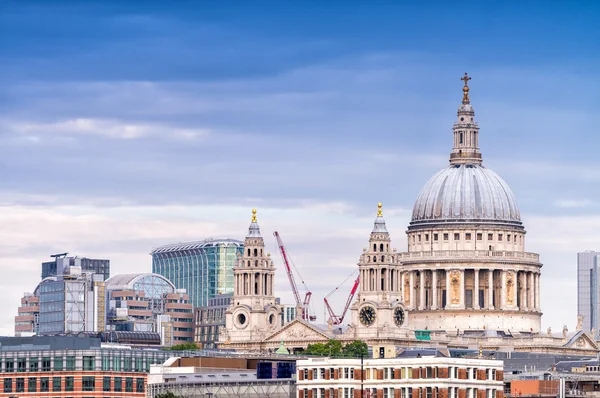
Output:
[{"xmin": 151, "ymin": 238, "xmax": 244, "ymax": 254}]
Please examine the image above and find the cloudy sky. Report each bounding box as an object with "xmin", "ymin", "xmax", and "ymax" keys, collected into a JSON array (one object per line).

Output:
[{"xmin": 1, "ymin": 1, "xmax": 599, "ymax": 335}]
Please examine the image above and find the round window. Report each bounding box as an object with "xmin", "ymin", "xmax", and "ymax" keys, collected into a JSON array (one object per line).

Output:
[
  {"xmin": 237, "ymin": 313, "xmax": 247, "ymax": 325},
  {"xmin": 268, "ymin": 314, "xmax": 275, "ymax": 324}
]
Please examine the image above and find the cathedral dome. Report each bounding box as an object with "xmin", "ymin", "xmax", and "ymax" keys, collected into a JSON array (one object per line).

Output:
[
  {"xmin": 410, "ymin": 73, "xmax": 522, "ymax": 229},
  {"xmin": 410, "ymin": 164, "xmax": 521, "ymax": 228}
]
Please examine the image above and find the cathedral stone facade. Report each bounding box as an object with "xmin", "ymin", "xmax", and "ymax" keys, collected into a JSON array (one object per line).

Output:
[{"xmin": 220, "ymin": 75, "xmax": 595, "ymax": 355}]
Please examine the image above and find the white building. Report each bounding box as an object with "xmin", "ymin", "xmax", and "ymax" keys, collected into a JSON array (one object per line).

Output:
[{"xmin": 296, "ymin": 355, "xmax": 504, "ymax": 398}]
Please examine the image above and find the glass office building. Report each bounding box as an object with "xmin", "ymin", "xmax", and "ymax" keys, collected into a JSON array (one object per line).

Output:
[
  {"xmin": 42, "ymin": 254, "xmax": 110, "ymax": 281},
  {"xmin": 151, "ymin": 239, "xmax": 243, "ymax": 308},
  {"xmin": 577, "ymin": 250, "xmax": 600, "ymax": 337}
]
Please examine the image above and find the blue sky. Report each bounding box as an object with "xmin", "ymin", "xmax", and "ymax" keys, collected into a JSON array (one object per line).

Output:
[{"xmin": 0, "ymin": 1, "xmax": 599, "ymax": 334}]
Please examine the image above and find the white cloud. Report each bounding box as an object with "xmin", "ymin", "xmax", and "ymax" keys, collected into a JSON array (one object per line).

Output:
[
  {"xmin": 553, "ymin": 199, "xmax": 595, "ymax": 208},
  {"xmin": 6, "ymin": 118, "xmax": 210, "ymax": 141}
]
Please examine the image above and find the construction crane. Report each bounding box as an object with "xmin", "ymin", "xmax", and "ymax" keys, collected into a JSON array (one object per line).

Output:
[
  {"xmin": 273, "ymin": 231, "xmax": 316, "ymax": 322},
  {"xmin": 324, "ymin": 271, "xmax": 360, "ymax": 325}
]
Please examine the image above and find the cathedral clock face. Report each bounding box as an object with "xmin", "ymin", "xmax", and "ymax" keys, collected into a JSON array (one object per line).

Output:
[
  {"xmin": 393, "ymin": 306, "xmax": 405, "ymax": 327},
  {"xmin": 359, "ymin": 306, "xmax": 376, "ymax": 327}
]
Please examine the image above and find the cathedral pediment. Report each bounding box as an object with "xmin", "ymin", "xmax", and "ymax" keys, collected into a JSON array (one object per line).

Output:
[
  {"xmin": 265, "ymin": 319, "xmax": 331, "ymax": 343},
  {"xmin": 564, "ymin": 331, "xmax": 599, "ymax": 350}
]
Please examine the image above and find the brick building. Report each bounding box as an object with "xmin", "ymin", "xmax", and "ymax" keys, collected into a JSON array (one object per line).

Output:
[{"xmin": 296, "ymin": 355, "xmax": 503, "ymax": 398}]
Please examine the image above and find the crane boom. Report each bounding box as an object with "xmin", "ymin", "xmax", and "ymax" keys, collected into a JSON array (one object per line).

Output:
[
  {"xmin": 324, "ymin": 275, "xmax": 360, "ymax": 325},
  {"xmin": 274, "ymin": 231, "xmax": 315, "ymax": 321}
]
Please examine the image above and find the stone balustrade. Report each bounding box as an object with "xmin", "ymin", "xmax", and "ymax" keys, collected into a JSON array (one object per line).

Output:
[{"xmin": 398, "ymin": 250, "xmax": 539, "ymax": 262}]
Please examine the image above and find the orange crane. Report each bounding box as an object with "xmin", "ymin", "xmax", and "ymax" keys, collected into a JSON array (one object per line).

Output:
[
  {"xmin": 324, "ymin": 271, "xmax": 360, "ymax": 325},
  {"xmin": 273, "ymin": 231, "xmax": 316, "ymax": 322}
]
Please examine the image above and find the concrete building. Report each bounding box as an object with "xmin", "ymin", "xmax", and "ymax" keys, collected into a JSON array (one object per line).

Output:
[
  {"xmin": 194, "ymin": 293, "xmax": 232, "ymax": 349},
  {"xmin": 152, "ymin": 238, "xmax": 244, "ymax": 308},
  {"xmin": 282, "ymin": 304, "xmax": 298, "ymax": 326},
  {"xmin": 14, "ymin": 292, "xmax": 39, "ymax": 336},
  {"xmin": 0, "ymin": 335, "xmax": 178, "ymax": 397},
  {"xmin": 296, "ymin": 355, "xmax": 504, "ymax": 398},
  {"xmin": 577, "ymin": 251, "xmax": 600, "ymax": 337},
  {"xmin": 42, "ymin": 253, "xmax": 110, "ymax": 280},
  {"xmin": 105, "ymin": 273, "xmax": 194, "ymax": 344}
]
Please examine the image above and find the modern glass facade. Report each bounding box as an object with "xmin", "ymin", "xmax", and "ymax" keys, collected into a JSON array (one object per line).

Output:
[
  {"xmin": 577, "ymin": 251, "xmax": 600, "ymax": 337},
  {"xmin": 151, "ymin": 239, "xmax": 243, "ymax": 308},
  {"xmin": 42, "ymin": 255, "xmax": 110, "ymax": 281},
  {"xmin": 194, "ymin": 293, "xmax": 232, "ymax": 349}
]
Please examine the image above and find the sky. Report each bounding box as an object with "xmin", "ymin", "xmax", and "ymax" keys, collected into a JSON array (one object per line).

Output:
[{"xmin": 0, "ymin": 0, "xmax": 599, "ymax": 335}]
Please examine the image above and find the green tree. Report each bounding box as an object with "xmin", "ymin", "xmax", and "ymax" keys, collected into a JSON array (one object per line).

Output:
[
  {"xmin": 155, "ymin": 392, "xmax": 183, "ymax": 398},
  {"xmin": 166, "ymin": 342, "xmax": 199, "ymax": 351},
  {"xmin": 303, "ymin": 339, "xmax": 343, "ymax": 356},
  {"xmin": 342, "ymin": 340, "xmax": 369, "ymax": 358}
]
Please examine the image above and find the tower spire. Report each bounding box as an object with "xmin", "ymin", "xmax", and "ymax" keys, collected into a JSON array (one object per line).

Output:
[
  {"xmin": 247, "ymin": 208, "xmax": 261, "ymax": 237},
  {"xmin": 372, "ymin": 202, "xmax": 388, "ymax": 233},
  {"xmin": 449, "ymin": 73, "xmax": 482, "ymax": 166}
]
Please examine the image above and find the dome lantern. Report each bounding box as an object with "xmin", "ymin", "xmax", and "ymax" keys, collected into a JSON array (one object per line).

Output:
[{"xmin": 449, "ymin": 73, "xmax": 482, "ymax": 166}]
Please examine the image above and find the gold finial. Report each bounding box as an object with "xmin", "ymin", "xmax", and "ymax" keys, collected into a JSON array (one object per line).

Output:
[
  {"xmin": 251, "ymin": 208, "xmax": 257, "ymax": 222},
  {"xmin": 377, "ymin": 202, "xmax": 383, "ymax": 217},
  {"xmin": 460, "ymin": 72, "xmax": 471, "ymax": 104}
]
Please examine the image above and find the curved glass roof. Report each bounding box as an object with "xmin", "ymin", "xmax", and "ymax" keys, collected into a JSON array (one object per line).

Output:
[
  {"xmin": 151, "ymin": 238, "xmax": 243, "ymax": 254},
  {"xmin": 105, "ymin": 273, "xmax": 176, "ymax": 299}
]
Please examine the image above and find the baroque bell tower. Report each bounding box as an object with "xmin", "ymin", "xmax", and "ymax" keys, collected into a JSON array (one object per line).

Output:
[
  {"xmin": 221, "ymin": 209, "xmax": 282, "ymax": 347},
  {"xmin": 349, "ymin": 203, "xmax": 407, "ymax": 339}
]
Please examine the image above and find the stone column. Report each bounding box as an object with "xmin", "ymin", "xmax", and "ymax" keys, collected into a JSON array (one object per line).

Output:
[
  {"xmin": 527, "ymin": 272, "xmax": 533, "ymax": 310},
  {"xmin": 500, "ymin": 271, "xmax": 507, "ymax": 309},
  {"xmin": 460, "ymin": 269, "xmax": 466, "ymax": 308},
  {"xmin": 409, "ymin": 271, "xmax": 415, "ymax": 309},
  {"xmin": 473, "ymin": 269, "xmax": 480, "ymax": 309},
  {"xmin": 488, "ymin": 269, "xmax": 494, "ymax": 310},
  {"xmin": 432, "ymin": 269, "xmax": 438, "ymax": 310},
  {"xmin": 445, "ymin": 270, "xmax": 451, "ymax": 309},
  {"xmin": 419, "ymin": 271, "xmax": 426, "ymax": 310},
  {"xmin": 520, "ymin": 272, "xmax": 528, "ymax": 311},
  {"xmin": 535, "ymin": 273, "xmax": 541, "ymax": 311}
]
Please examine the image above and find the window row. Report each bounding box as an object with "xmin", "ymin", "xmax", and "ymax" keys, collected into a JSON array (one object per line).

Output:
[
  {"xmin": 2, "ymin": 375, "xmax": 144, "ymax": 393},
  {"xmin": 301, "ymin": 366, "xmax": 500, "ymax": 381},
  {"xmin": 413, "ymin": 233, "xmax": 520, "ymax": 243}
]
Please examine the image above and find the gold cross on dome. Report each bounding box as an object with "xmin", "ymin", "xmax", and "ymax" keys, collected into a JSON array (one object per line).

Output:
[{"xmin": 461, "ymin": 72, "xmax": 471, "ymax": 87}]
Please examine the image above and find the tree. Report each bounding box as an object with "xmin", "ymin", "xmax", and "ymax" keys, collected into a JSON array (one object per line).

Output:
[
  {"xmin": 166, "ymin": 342, "xmax": 199, "ymax": 351},
  {"xmin": 303, "ymin": 339, "xmax": 343, "ymax": 356},
  {"xmin": 342, "ymin": 340, "xmax": 369, "ymax": 358},
  {"xmin": 155, "ymin": 392, "xmax": 183, "ymax": 398}
]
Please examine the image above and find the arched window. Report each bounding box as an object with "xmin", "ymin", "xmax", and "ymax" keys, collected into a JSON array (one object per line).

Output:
[
  {"xmin": 260, "ymin": 249, "xmax": 263, "ymax": 256},
  {"xmin": 247, "ymin": 260, "xmax": 251, "ymax": 267},
  {"xmin": 459, "ymin": 131, "xmax": 463, "ymax": 144},
  {"xmin": 381, "ymin": 255, "xmax": 384, "ymax": 262},
  {"xmin": 255, "ymin": 260, "xmax": 258, "ymax": 267},
  {"xmin": 255, "ymin": 273, "xmax": 260, "ymax": 295},
  {"xmin": 254, "ymin": 248, "xmax": 258, "ymax": 257},
  {"xmin": 373, "ymin": 243, "xmax": 377, "ymax": 252},
  {"xmin": 380, "ymin": 243, "xmax": 384, "ymax": 252},
  {"xmin": 247, "ymin": 248, "xmax": 251, "ymax": 256},
  {"xmin": 367, "ymin": 256, "xmax": 370, "ymax": 263}
]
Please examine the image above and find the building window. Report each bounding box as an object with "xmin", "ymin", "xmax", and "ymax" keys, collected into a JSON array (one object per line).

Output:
[
  {"xmin": 103, "ymin": 376, "xmax": 111, "ymax": 392},
  {"xmin": 425, "ymin": 234, "xmax": 429, "ymax": 242},
  {"xmin": 488, "ymin": 233, "xmax": 493, "ymax": 240},
  {"xmin": 53, "ymin": 376, "xmax": 61, "ymax": 392},
  {"xmin": 65, "ymin": 376, "xmax": 74, "ymax": 392},
  {"xmin": 125, "ymin": 377, "xmax": 133, "ymax": 392},
  {"xmin": 114, "ymin": 377, "xmax": 122, "ymax": 392},
  {"xmin": 113, "ymin": 356, "xmax": 121, "ymax": 371},
  {"xmin": 443, "ymin": 233, "xmax": 449, "ymax": 241},
  {"xmin": 507, "ymin": 234, "xmax": 511, "ymax": 242},
  {"xmin": 17, "ymin": 357, "xmax": 26, "ymax": 372},
  {"xmin": 40, "ymin": 377, "xmax": 49, "ymax": 392},
  {"xmin": 82, "ymin": 376, "xmax": 95, "ymax": 392},
  {"xmin": 28, "ymin": 377, "xmax": 36, "ymax": 392},
  {"xmin": 66, "ymin": 356, "xmax": 76, "ymax": 371},
  {"xmin": 42, "ymin": 357, "xmax": 51, "ymax": 372},
  {"xmin": 102, "ymin": 356, "xmax": 110, "ymax": 371},
  {"xmin": 54, "ymin": 356, "xmax": 63, "ymax": 371},
  {"xmin": 5, "ymin": 358, "xmax": 14, "ymax": 372},
  {"xmin": 16, "ymin": 377, "xmax": 25, "ymax": 392},
  {"xmin": 124, "ymin": 357, "xmax": 132, "ymax": 372},
  {"xmin": 135, "ymin": 357, "xmax": 143, "ymax": 372},
  {"xmin": 136, "ymin": 378, "xmax": 145, "ymax": 393},
  {"xmin": 434, "ymin": 233, "xmax": 438, "ymax": 241},
  {"xmin": 477, "ymin": 233, "xmax": 482, "ymax": 240},
  {"xmin": 3, "ymin": 378, "xmax": 12, "ymax": 393},
  {"xmin": 454, "ymin": 233, "xmax": 460, "ymax": 240},
  {"xmin": 418, "ymin": 235, "xmax": 421, "ymax": 242},
  {"xmin": 465, "ymin": 233, "xmax": 471, "ymax": 240},
  {"xmin": 498, "ymin": 234, "xmax": 503, "ymax": 241},
  {"xmin": 29, "ymin": 357, "xmax": 38, "ymax": 372},
  {"xmin": 83, "ymin": 356, "xmax": 95, "ymax": 371}
]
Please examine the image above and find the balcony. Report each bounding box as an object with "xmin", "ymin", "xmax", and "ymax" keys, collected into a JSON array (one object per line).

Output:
[{"xmin": 398, "ymin": 250, "xmax": 540, "ymax": 263}]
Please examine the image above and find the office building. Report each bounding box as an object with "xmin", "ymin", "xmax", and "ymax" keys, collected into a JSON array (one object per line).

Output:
[
  {"xmin": 577, "ymin": 251, "xmax": 600, "ymax": 337},
  {"xmin": 151, "ymin": 238, "xmax": 243, "ymax": 308},
  {"xmin": 37, "ymin": 266, "xmax": 106, "ymax": 335},
  {"xmin": 281, "ymin": 304, "xmax": 298, "ymax": 326},
  {"xmin": 14, "ymin": 292, "xmax": 39, "ymax": 336},
  {"xmin": 0, "ymin": 335, "xmax": 180, "ymax": 397},
  {"xmin": 105, "ymin": 273, "xmax": 194, "ymax": 344},
  {"xmin": 41, "ymin": 253, "xmax": 110, "ymax": 280},
  {"xmin": 296, "ymin": 355, "xmax": 504, "ymax": 398},
  {"xmin": 194, "ymin": 293, "xmax": 232, "ymax": 349}
]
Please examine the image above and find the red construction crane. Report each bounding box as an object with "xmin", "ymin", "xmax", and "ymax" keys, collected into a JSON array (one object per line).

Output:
[
  {"xmin": 273, "ymin": 231, "xmax": 316, "ymax": 322},
  {"xmin": 324, "ymin": 272, "xmax": 360, "ymax": 325}
]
